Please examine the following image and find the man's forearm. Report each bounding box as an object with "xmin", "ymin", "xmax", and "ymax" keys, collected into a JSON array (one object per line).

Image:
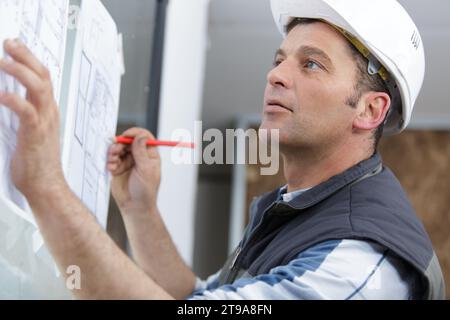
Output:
[
  {"xmin": 0, "ymin": 39, "xmax": 175, "ymax": 300},
  {"xmin": 121, "ymin": 208, "xmax": 197, "ymax": 299},
  {"xmin": 27, "ymin": 183, "xmax": 173, "ymax": 300}
]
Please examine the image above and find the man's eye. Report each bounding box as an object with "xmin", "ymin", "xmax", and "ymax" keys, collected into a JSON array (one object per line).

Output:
[
  {"xmin": 305, "ymin": 60, "xmax": 321, "ymax": 70},
  {"xmin": 273, "ymin": 59, "xmax": 283, "ymax": 67}
]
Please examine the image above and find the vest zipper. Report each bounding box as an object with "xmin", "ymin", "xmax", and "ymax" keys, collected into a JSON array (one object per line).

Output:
[
  {"xmin": 230, "ymin": 246, "xmax": 241, "ymax": 269},
  {"xmin": 224, "ymin": 162, "xmax": 384, "ymax": 284},
  {"xmin": 225, "ymin": 203, "xmax": 278, "ymax": 284}
]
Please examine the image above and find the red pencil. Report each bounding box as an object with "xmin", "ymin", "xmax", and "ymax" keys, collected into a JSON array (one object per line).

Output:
[{"xmin": 114, "ymin": 136, "xmax": 195, "ymax": 149}]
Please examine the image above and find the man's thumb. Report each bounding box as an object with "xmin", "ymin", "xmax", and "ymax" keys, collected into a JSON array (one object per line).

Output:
[{"xmin": 132, "ymin": 135, "xmax": 148, "ymax": 165}]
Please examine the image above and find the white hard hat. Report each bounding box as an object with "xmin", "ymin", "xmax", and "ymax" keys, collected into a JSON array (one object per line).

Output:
[{"xmin": 270, "ymin": 0, "xmax": 425, "ymax": 135}]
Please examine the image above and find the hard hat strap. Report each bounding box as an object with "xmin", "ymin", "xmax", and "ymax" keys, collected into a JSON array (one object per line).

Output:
[
  {"xmin": 328, "ymin": 23, "xmax": 390, "ymax": 82},
  {"xmin": 328, "ymin": 22, "xmax": 403, "ymax": 129}
]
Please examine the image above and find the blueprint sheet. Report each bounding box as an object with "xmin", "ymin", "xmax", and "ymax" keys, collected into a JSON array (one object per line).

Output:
[
  {"xmin": 0, "ymin": 0, "xmax": 71, "ymax": 298},
  {"xmin": 0, "ymin": 0, "xmax": 69, "ymax": 223},
  {"xmin": 61, "ymin": 0, "xmax": 123, "ymax": 229}
]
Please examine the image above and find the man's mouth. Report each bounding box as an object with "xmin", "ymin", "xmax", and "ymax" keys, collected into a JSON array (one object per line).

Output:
[{"xmin": 265, "ymin": 99, "xmax": 293, "ymax": 113}]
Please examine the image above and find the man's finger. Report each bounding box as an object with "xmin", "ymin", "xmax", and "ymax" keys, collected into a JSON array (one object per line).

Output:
[
  {"xmin": 120, "ymin": 128, "xmax": 160, "ymax": 161},
  {"xmin": 121, "ymin": 127, "xmax": 155, "ymax": 140},
  {"xmin": 109, "ymin": 155, "xmax": 135, "ymax": 176},
  {"xmin": 4, "ymin": 39, "xmax": 51, "ymax": 80},
  {"xmin": 108, "ymin": 155, "xmax": 121, "ymax": 164},
  {"xmin": 0, "ymin": 92, "xmax": 38, "ymax": 126},
  {"xmin": 108, "ymin": 143, "xmax": 128, "ymax": 157},
  {"xmin": 108, "ymin": 151, "xmax": 129, "ymax": 164},
  {"xmin": 131, "ymin": 134, "xmax": 152, "ymax": 166},
  {"xmin": 0, "ymin": 59, "xmax": 49, "ymax": 104}
]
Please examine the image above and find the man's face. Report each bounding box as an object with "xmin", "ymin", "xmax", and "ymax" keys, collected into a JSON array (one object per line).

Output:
[{"xmin": 260, "ymin": 22, "xmax": 360, "ymax": 150}]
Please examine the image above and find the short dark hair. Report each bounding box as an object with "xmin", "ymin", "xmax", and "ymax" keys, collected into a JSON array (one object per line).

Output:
[{"xmin": 286, "ymin": 18, "xmax": 390, "ymax": 151}]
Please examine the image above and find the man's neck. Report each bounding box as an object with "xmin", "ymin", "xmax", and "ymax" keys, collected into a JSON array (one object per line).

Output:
[{"xmin": 282, "ymin": 144, "xmax": 373, "ymax": 193}]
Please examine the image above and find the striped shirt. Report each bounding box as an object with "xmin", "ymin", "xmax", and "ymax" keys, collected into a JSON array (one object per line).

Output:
[
  {"xmin": 189, "ymin": 239, "xmax": 418, "ymax": 300},
  {"xmin": 189, "ymin": 187, "xmax": 419, "ymax": 300}
]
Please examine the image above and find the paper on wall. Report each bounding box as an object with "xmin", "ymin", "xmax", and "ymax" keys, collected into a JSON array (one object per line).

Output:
[
  {"xmin": 61, "ymin": 0, "xmax": 123, "ymax": 229},
  {"xmin": 0, "ymin": 0, "xmax": 69, "ymax": 226}
]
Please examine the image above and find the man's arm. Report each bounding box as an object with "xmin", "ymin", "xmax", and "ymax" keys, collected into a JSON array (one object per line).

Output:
[
  {"xmin": 120, "ymin": 206, "xmax": 197, "ymax": 299},
  {"xmin": 0, "ymin": 38, "xmax": 180, "ymax": 299},
  {"xmin": 107, "ymin": 128, "xmax": 197, "ymax": 299},
  {"xmin": 28, "ymin": 182, "xmax": 173, "ymax": 300}
]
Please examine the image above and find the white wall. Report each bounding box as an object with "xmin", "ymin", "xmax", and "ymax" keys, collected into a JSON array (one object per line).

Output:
[{"xmin": 157, "ymin": 0, "xmax": 210, "ymax": 266}]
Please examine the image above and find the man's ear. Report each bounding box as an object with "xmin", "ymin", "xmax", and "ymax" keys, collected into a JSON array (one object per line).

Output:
[{"xmin": 353, "ymin": 92, "xmax": 391, "ymax": 131}]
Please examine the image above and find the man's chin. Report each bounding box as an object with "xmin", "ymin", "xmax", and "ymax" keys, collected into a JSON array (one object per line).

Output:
[
  {"xmin": 260, "ymin": 118, "xmax": 283, "ymax": 132},
  {"xmin": 259, "ymin": 121, "xmax": 302, "ymax": 148},
  {"xmin": 259, "ymin": 120, "xmax": 285, "ymax": 144}
]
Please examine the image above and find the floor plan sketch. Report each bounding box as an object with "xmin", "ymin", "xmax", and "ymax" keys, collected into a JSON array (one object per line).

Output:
[
  {"xmin": 76, "ymin": 67, "xmax": 116, "ymax": 220},
  {"xmin": 74, "ymin": 52, "xmax": 92, "ymax": 146},
  {"xmin": 0, "ymin": 0, "xmax": 23, "ymax": 141},
  {"xmin": 63, "ymin": 0, "xmax": 122, "ymax": 228},
  {"xmin": 19, "ymin": 0, "xmax": 68, "ymax": 100},
  {"xmin": 0, "ymin": 0, "xmax": 123, "ymax": 298}
]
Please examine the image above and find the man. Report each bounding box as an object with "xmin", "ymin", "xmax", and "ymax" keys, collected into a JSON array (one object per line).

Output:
[{"xmin": 0, "ymin": 0, "xmax": 445, "ymax": 299}]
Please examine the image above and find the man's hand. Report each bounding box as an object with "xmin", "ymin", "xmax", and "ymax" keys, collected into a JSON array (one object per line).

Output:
[
  {"xmin": 0, "ymin": 40, "xmax": 177, "ymax": 300},
  {"xmin": 108, "ymin": 128, "xmax": 196, "ymax": 299},
  {"xmin": 108, "ymin": 128, "xmax": 161, "ymax": 214},
  {"xmin": 0, "ymin": 39, "xmax": 66, "ymax": 201}
]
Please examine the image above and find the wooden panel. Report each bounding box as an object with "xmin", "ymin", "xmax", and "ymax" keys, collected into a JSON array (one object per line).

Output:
[
  {"xmin": 379, "ymin": 130, "xmax": 450, "ymax": 297},
  {"xmin": 244, "ymin": 130, "xmax": 450, "ymax": 296}
]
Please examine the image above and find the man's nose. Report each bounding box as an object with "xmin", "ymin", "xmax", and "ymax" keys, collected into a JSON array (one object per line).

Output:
[{"xmin": 267, "ymin": 60, "xmax": 293, "ymax": 89}]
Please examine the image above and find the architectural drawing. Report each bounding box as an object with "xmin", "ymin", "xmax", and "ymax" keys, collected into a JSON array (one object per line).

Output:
[
  {"xmin": 0, "ymin": 0, "xmax": 122, "ymax": 298},
  {"xmin": 0, "ymin": 0, "xmax": 69, "ymax": 217},
  {"xmin": 63, "ymin": 0, "xmax": 122, "ymax": 228}
]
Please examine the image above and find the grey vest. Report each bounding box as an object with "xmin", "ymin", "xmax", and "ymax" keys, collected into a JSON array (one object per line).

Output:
[{"xmin": 219, "ymin": 153, "xmax": 445, "ymax": 299}]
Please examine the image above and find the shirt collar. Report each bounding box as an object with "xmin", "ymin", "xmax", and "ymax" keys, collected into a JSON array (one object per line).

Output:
[
  {"xmin": 279, "ymin": 185, "xmax": 312, "ymax": 202},
  {"xmin": 259, "ymin": 152, "xmax": 383, "ymax": 212}
]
